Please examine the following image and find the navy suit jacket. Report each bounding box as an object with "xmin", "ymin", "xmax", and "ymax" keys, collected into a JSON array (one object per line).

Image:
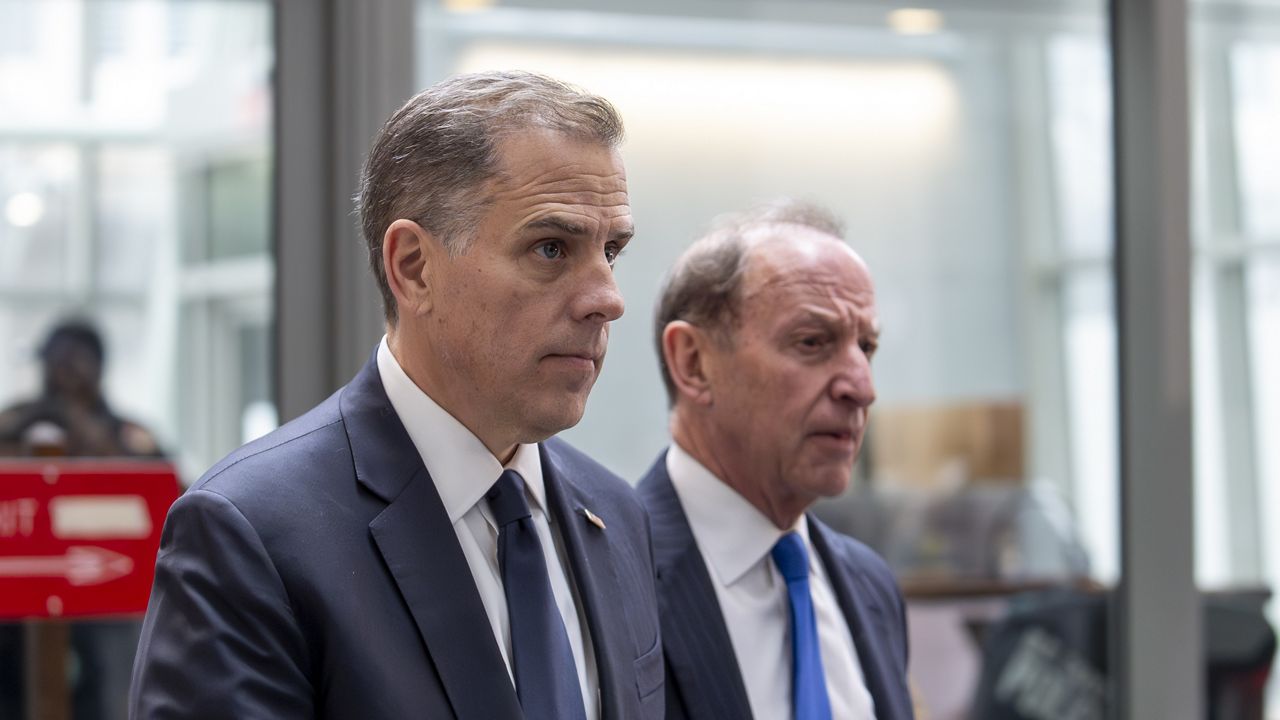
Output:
[
  {"xmin": 130, "ymin": 354, "xmax": 664, "ymax": 719},
  {"xmin": 637, "ymin": 450, "xmax": 913, "ymax": 720}
]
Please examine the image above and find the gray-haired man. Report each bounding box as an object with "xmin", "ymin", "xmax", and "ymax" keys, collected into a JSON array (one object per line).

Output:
[
  {"xmin": 638, "ymin": 200, "xmax": 913, "ymax": 719},
  {"xmin": 131, "ymin": 71, "xmax": 663, "ymax": 720}
]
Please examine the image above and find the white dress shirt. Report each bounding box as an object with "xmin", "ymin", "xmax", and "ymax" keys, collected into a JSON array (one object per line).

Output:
[
  {"xmin": 666, "ymin": 443, "xmax": 876, "ymax": 720},
  {"xmin": 377, "ymin": 337, "xmax": 599, "ymax": 719}
]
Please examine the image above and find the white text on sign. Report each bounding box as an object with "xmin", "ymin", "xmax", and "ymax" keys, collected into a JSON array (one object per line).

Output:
[{"xmin": 0, "ymin": 498, "xmax": 38, "ymax": 537}]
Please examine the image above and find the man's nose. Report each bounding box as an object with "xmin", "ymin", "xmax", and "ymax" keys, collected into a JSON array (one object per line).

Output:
[
  {"xmin": 831, "ymin": 344, "xmax": 876, "ymax": 407},
  {"xmin": 573, "ymin": 255, "xmax": 625, "ymax": 323}
]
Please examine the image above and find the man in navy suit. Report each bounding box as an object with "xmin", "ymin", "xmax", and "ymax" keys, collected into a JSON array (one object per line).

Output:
[
  {"xmin": 637, "ymin": 200, "xmax": 914, "ymax": 720},
  {"xmin": 130, "ymin": 71, "xmax": 663, "ymax": 719}
]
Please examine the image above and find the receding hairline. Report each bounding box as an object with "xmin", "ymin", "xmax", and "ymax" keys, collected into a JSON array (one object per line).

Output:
[{"xmin": 735, "ymin": 220, "xmax": 867, "ymax": 288}]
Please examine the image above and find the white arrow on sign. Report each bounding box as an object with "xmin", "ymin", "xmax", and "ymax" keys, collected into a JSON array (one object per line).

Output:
[{"xmin": 0, "ymin": 546, "xmax": 134, "ymax": 586}]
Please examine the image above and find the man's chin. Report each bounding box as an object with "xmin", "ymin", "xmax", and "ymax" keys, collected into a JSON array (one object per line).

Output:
[
  {"xmin": 801, "ymin": 465, "xmax": 854, "ymax": 500},
  {"xmin": 517, "ymin": 397, "xmax": 590, "ymax": 441}
]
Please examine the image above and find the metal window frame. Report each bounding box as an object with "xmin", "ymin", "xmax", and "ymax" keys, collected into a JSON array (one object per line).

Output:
[
  {"xmin": 1111, "ymin": 0, "xmax": 1200, "ymax": 718},
  {"xmin": 274, "ymin": 0, "xmax": 414, "ymax": 419}
]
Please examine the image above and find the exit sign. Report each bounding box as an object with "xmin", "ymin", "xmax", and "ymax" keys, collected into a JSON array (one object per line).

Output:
[{"xmin": 0, "ymin": 461, "xmax": 181, "ymax": 619}]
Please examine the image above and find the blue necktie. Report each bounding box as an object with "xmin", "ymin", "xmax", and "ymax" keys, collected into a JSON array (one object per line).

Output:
[
  {"xmin": 487, "ymin": 469, "xmax": 588, "ymax": 720},
  {"xmin": 772, "ymin": 532, "xmax": 833, "ymax": 720}
]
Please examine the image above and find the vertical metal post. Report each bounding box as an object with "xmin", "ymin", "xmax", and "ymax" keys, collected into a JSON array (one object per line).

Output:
[
  {"xmin": 330, "ymin": 0, "xmax": 416, "ymax": 382},
  {"xmin": 1110, "ymin": 0, "xmax": 1200, "ymax": 715},
  {"xmin": 275, "ymin": 0, "xmax": 336, "ymax": 421},
  {"xmin": 23, "ymin": 621, "xmax": 69, "ymax": 720},
  {"xmin": 274, "ymin": 0, "xmax": 415, "ymax": 420}
]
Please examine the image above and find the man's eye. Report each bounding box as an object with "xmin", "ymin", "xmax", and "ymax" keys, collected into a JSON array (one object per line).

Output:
[
  {"xmin": 604, "ymin": 244, "xmax": 623, "ymax": 266},
  {"xmin": 799, "ymin": 336, "xmax": 828, "ymax": 349},
  {"xmin": 536, "ymin": 242, "xmax": 564, "ymax": 260},
  {"xmin": 861, "ymin": 340, "xmax": 878, "ymax": 357}
]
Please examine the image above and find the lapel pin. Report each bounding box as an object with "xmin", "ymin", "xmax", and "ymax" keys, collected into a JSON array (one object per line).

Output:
[{"xmin": 580, "ymin": 507, "xmax": 606, "ymax": 530}]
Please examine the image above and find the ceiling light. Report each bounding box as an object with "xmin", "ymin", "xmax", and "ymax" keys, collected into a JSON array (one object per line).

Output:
[
  {"xmin": 888, "ymin": 9, "xmax": 944, "ymax": 35},
  {"xmin": 5, "ymin": 192, "xmax": 45, "ymax": 228},
  {"xmin": 443, "ymin": 0, "xmax": 495, "ymax": 13}
]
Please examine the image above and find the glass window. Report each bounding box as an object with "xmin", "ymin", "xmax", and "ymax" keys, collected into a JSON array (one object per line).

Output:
[
  {"xmin": 1192, "ymin": 9, "xmax": 1280, "ymax": 715},
  {"xmin": 0, "ymin": 1, "xmax": 274, "ymax": 717}
]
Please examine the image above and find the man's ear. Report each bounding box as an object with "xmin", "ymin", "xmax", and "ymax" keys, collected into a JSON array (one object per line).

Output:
[
  {"xmin": 382, "ymin": 219, "xmax": 441, "ymax": 318},
  {"xmin": 663, "ymin": 320, "xmax": 717, "ymax": 406}
]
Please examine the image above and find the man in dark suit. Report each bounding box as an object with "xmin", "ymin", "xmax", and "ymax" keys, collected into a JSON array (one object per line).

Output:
[
  {"xmin": 637, "ymin": 200, "xmax": 913, "ymax": 720},
  {"xmin": 130, "ymin": 71, "xmax": 662, "ymax": 719}
]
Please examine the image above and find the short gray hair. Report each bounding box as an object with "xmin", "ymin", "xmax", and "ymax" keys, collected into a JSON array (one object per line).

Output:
[
  {"xmin": 654, "ymin": 199, "xmax": 845, "ymax": 404},
  {"xmin": 357, "ymin": 70, "xmax": 625, "ymax": 323}
]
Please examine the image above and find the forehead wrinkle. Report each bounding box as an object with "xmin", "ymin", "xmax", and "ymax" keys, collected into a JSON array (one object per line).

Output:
[
  {"xmin": 491, "ymin": 177, "xmax": 631, "ymax": 217},
  {"xmin": 491, "ymin": 157, "xmax": 628, "ymax": 195}
]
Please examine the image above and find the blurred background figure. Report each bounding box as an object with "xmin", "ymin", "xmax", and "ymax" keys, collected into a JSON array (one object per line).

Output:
[
  {"xmin": 0, "ymin": 320, "xmax": 163, "ymax": 720},
  {"xmin": 0, "ymin": 319, "xmax": 163, "ymax": 458}
]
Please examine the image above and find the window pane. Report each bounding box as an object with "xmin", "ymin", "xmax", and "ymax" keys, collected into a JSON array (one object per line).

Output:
[
  {"xmin": 0, "ymin": 144, "xmax": 78, "ymax": 290},
  {"xmin": 95, "ymin": 146, "xmax": 173, "ymax": 293},
  {"xmin": 1232, "ymin": 42, "xmax": 1280, "ymax": 239}
]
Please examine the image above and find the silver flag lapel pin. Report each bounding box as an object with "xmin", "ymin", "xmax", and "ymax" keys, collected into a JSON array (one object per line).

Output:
[{"xmin": 580, "ymin": 507, "xmax": 606, "ymax": 530}]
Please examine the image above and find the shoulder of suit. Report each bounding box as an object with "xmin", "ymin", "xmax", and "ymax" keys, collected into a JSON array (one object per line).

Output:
[{"xmin": 193, "ymin": 388, "xmax": 347, "ymax": 497}]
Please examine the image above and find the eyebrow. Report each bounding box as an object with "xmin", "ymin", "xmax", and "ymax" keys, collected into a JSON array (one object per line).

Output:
[
  {"xmin": 786, "ymin": 308, "xmax": 881, "ymax": 338},
  {"xmin": 524, "ymin": 216, "xmax": 634, "ymax": 243}
]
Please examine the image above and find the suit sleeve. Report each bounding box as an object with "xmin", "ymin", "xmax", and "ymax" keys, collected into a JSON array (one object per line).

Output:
[{"xmin": 130, "ymin": 488, "xmax": 314, "ymax": 719}]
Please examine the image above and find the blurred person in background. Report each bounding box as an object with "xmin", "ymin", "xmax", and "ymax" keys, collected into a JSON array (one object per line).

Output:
[
  {"xmin": 637, "ymin": 200, "xmax": 913, "ymax": 720},
  {"xmin": 130, "ymin": 71, "xmax": 662, "ymax": 720},
  {"xmin": 0, "ymin": 319, "xmax": 162, "ymax": 458},
  {"xmin": 0, "ymin": 318, "xmax": 162, "ymax": 720}
]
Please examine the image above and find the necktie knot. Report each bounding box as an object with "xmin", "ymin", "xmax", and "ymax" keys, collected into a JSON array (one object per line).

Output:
[
  {"xmin": 772, "ymin": 531, "xmax": 810, "ymax": 583},
  {"xmin": 487, "ymin": 469, "xmax": 532, "ymax": 528}
]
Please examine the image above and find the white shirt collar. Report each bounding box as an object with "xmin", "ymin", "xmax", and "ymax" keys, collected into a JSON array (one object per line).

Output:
[
  {"xmin": 376, "ymin": 336, "xmax": 546, "ymax": 524},
  {"xmin": 665, "ymin": 442, "xmax": 814, "ymax": 586}
]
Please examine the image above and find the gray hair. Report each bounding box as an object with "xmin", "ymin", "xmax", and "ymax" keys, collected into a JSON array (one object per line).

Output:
[
  {"xmin": 356, "ymin": 70, "xmax": 625, "ymax": 323},
  {"xmin": 654, "ymin": 198, "xmax": 846, "ymax": 404}
]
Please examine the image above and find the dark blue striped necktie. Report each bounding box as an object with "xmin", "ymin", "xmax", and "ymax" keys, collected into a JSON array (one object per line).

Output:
[
  {"xmin": 772, "ymin": 531, "xmax": 833, "ymax": 720},
  {"xmin": 486, "ymin": 469, "xmax": 588, "ymax": 720}
]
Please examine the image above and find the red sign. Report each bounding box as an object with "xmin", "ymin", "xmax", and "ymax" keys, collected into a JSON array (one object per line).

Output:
[{"xmin": 0, "ymin": 460, "xmax": 181, "ymax": 619}]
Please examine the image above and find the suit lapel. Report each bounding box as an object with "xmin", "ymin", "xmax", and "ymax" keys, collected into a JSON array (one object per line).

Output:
[
  {"xmin": 540, "ymin": 443, "xmax": 630, "ymax": 720},
  {"xmin": 639, "ymin": 454, "xmax": 754, "ymax": 720},
  {"xmin": 809, "ymin": 520, "xmax": 912, "ymax": 720},
  {"xmin": 342, "ymin": 356, "xmax": 522, "ymax": 719}
]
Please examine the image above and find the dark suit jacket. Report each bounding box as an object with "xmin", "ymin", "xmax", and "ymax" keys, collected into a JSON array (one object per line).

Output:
[
  {"xmin": 130, "ymin": 354, "xmax": 664, "ymax": 719},
  {"xmin": 637, "ymin": 450, "xmax": 914, "ymax": 720}
]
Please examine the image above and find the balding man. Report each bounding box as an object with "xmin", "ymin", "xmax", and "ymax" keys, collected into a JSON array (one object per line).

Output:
[{"xmin": 638, "ymin": 200, "xmax": 913, "ymax": 720}]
